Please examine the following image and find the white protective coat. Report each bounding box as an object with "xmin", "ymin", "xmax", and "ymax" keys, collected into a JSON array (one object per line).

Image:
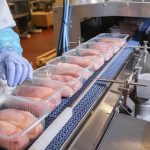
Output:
[{"xmin": 0, "ymin": 0, "xmax": 16, "ymax": 29}]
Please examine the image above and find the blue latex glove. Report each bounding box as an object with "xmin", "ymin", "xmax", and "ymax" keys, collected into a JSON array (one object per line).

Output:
[
  {"xmin": 0, "ymin": 28, "xmax": 32, "ymax": 86},
  {"xmin": 0, "ymin": 51, "xmax": 33, "ymax": 87}
]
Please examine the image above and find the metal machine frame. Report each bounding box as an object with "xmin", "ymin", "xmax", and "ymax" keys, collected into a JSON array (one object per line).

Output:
[
  {"xmin": 60, "ymin": 47, "xmax": 144, "ymax": 149},
  {"xmin": 53, "ymin": 0, "xmax": 150, "ymax": 48}
]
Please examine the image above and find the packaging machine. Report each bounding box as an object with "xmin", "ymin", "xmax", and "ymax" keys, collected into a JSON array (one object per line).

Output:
[
  {"xmin": 29, "ymin": 1, "xmax": 150, "ymax": 150},
  {"xmin": 53, "ymin": 0, "xmax": 150, "ymax": 47}
]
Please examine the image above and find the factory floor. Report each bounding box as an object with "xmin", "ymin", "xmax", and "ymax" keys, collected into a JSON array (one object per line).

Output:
[{"xmin": 21, "ymin": 27, "xmax": 55, "ymax": 69}]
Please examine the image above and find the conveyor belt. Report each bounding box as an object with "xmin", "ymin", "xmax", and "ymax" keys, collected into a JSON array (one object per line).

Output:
[
  {"xmin": 44, "ymin": 39, "xmax": 139, "ymax": 150},
  {"xmin": 140, "ymin": 18, "xmax": 150, "ymax": 32}
]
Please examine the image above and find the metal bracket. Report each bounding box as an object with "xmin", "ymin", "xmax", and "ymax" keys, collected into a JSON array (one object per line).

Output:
[
  {"xmin": 70, "ymin": 38, "xmax": 81, "ymax": 46},
  {"xmin": 98, "ymin": 74, "xmax": 147, "ymax": 109}
]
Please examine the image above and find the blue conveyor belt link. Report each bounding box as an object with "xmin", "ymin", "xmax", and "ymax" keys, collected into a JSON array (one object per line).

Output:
[{"xmin": 44, "ymin": 39, "xmax": 139, "ymax": 150}]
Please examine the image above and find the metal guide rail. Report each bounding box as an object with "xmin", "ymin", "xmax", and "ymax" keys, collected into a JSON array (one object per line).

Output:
[{"xmin": 38, "ymin": 39, "xmax": 139, "ymax": 150}]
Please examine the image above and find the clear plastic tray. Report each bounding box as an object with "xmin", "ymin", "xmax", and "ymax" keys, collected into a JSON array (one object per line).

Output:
[
  {"xmin": 62, "ymin": 49, "xmax": 105, "ymax": 70},
  {"xmin": 10, "ymin": 78, "xmax": 65, "ymax": 109},
  {"xmin": 46, "ymin": 56, "xmax": 93, "ymax": 80},
  {"xmin": 94, "ymin": 33, "xmax": 129, "ymax": 40},
  {"xmin": 47, "ymin": 56, "xmax": 94, "ymax": 73},
  {"xmin": 34, "ymin": 65, "xmax": 85, "ymax": 94},
  {"xmin": 87, "ymin": 37, "xmax": 122, "ymax": 53},
  {"xmin": 63, "ymin": 48, "xmax": 105, "ymax": 58},
  {"xmin": 0, "ymin": 94, "xmax": 49, "ymax": 150},
  {"xmin": 76, "ymin": 42, "xmax": 114, "ymax": 61},
  {"xmin": 90, "ymin": 35, "xmax": 127, "ymax": 48}
]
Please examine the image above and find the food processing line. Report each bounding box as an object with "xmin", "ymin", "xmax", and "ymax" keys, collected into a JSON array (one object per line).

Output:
[{"xmin": 28, "ymin": 1, "xmax": 150, "ymax": 150}]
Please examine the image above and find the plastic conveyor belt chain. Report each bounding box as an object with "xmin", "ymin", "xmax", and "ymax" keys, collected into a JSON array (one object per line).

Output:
[{"xmin": 34, "ymin": 39, "xmax": 137, "ymax": 150}]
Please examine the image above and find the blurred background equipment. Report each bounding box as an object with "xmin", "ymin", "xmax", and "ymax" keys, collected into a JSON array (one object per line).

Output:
[
  {"xmin": 7, "ymin": 0, "xmax": 31, "ymax": 38},
  {"xmin": 57, "ymin": 0, "xmax": 71, "ymax": 56},
  {"xmin": 30, "ymin": 0, "xmax": 54, "ymax": 28}
]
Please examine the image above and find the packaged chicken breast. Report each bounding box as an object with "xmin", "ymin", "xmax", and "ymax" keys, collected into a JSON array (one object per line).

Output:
[
  {"xmin": 34, "ymin": 65, "xmax": 85, "ymax": 94},
  {"xmin": 0, "ymin": 95, "xmax": 49, "ymax": 150},
  {"xmin": 90, "ymin": 36, "xmax": 127, "ymax": 48},
  {"xmin": 76, "ymin": 42, "xmax": 114, "ymax": 61},
  {"xmin": 11, "ymin": 77, "xmax": 72, "ymax": 109},
  {"xmin": 95, "ymin": 33, "xmax": 129, "ymax": 40},
  {"xmin": 46, "ymin": 57, "xmax": 93, "ymax": 80},
  {"xmin": 63, "ymin": 49, "xmax": 105, "ymax": 71},
  {"xmin": 87, "ymin": 40, "xmax": 120, "ymax": 53},
  {"xmin": 46, "ymin": 55, "xmax": 104, "ymax": 73}
]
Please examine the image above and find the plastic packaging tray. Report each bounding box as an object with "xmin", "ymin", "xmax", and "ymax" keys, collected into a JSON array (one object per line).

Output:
[
  {"xmin": 95, "ymin": 33, "xmax": 129, "ymax": 40},
  {"xmin": 10, "ymin": 78, "xmax": 65, "ymax": 110},
  {"xmin": 76, "ymin": 42, "xmax": 114, "ymax": 61},
  {"xmin": 87, "ymin": 38, "xmax": 123, "ymax": 53},
  {"xmin": 63, "ymin": 48, "xmax": 105, "ymax": 58},
  {"xmin": 0, "ymin": 94, "xmax": 49, "ymax": 150},
  {"xmin": 46, "ymin": 56, "xmax": 92, "ymax": 72},
  {"xmin": 46, "ymin": 56, "xmax": 93, "ymax": 80},
  {"xmin": 34, "ymin": 65, "xmax": 84, "ymax": 94},
  {"xmin": 62, "ymin": 49, "xmax": 105, "ymax": 70},
  {"xmin": 91, "ymin": 36, "xmax": 127, "ymax": 48}
]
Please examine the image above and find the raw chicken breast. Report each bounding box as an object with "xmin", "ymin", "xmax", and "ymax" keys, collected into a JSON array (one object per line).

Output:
[
  {"xmin": 80, "ymin": 55, "xmax": 104, "ymax": 71},
  {"xmin": 0, "ymin": 120, "xmax": 29, "ymax": 150},
  {"xmin": 43, "ymin": 75, "xmax": 82, "ymax": 93},
  {"xmin": 20, "ymin": 96, "xmax": 59, "ymax": 112},
  {"xmin": 79, "ymin": 49, "xmax": 103, "ymax": 57},
  {"xmin": 49, "ymin": 75, "xmax": 82, "ymax": 91},
  {"xmin": 93, "ymin": 57, "xmax": 105, "ymax": 70},
  {"xmin": 90, "ymin": 43, "xmax": 114, "ymax": 54},
  {"xmin": 98, "ymin": 38, "xmax": 126, "ymax": 47},
  {"xmin": 60, "ymin": 75, "xmax": 75, "ymax": 82},
  {"xmin": 89, "ymin": 44, "xmax": 113, "ymax": 61},
  {"xmin": 49, "ymin": 75, "xmax": 75, "ymax": 82},
  {"xmin": 36, "ymin": 78, "xmax": 74, "ymax": 97},
  {"xmin": 67, "ymin": 56, "xmax": 92, "ymax": 68},
  {"xmin": 15, "ymin": 86, "xmax": 54, "ymax": 100},
  {"xmin": 65, "ymin": 80, "xmax": 82, "ymax": 92},
  {"xmin": 55, "ymin": 63, "xmax": 92, "ymax": 80},
  {"xmin": 49, "ymin": 75, "xmax": 64, "ymax": 82},
  {"xmin": 97, "ymin": 42, "xmax": 120, "ymax": 53},
  {"xmin": 0, "ymin": 109, "xmax": 43, "ymax": 140},
  {"xmin": 55, "ymin": 63, "xmax": 84, "ymax": 77}
]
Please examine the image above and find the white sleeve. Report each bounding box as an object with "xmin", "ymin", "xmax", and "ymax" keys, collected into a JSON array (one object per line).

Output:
[{"xmin": 0, "ymin": 0, "xmax": 16, "ymax": 29}]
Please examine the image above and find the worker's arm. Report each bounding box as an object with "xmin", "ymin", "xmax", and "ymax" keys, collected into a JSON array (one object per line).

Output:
[
  {"xmin": 0, "ymin": 0, "xmax": 33, "ymax": 86},
  {"xmin": 0, "ymin": 28, "xmax": 23, "ymax": 55},
  {"xmin": 0, "ymin": 0, "xmax": 22, "ymax": 54}
]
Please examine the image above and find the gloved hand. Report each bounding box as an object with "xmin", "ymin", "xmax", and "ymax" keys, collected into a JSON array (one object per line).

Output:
[{"xmin": 0, "ymin": 51, "xmax": 33, "ymax": 86}]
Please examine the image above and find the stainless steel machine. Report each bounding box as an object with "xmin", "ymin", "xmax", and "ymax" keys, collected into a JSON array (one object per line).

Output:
[
  {"xmin": 29, "ymin": 1, "xmax": 150, "ymax": 150},
  {"xmin": 53, "ymin": 0, "xmax": 150, "ymax": 47}
]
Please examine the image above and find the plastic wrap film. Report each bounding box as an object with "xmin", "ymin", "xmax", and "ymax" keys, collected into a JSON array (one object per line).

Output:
[{"xmin": 0, "ymin": 28, "xmax": 22, "ymax": 55}]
